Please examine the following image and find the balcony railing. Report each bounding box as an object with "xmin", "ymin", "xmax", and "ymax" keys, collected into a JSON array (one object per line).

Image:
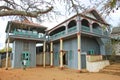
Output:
[
  {"xmin": 93, "ymin": 28, "xmax": 102, "ymax": 35},
  {"xmin": 103, "ymin": 31, "xmax": 108, "ymax": 36},
  {"xmin": 81, "ymin": 25, "xmax": 90, "ymax": 32},
  {"xmin": 13, "ymin": 30, "xmax": 44, "ymax": 38},
  {"xmin": 50, "ymin": 25, "xmax": 108, "ymax": 40},
  {"xmin": 68, "ymin": 26, "xmax": 77, "ymax": 33},
  {"xmin": 51, "ymin": 31, "xmax": 65, "ymax": 39}
]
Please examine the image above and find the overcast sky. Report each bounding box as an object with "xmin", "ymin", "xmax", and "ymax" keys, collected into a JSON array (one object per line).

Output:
[{"xmin": 0, "ymin": 1, "xmax": 120, "ymax": 49}]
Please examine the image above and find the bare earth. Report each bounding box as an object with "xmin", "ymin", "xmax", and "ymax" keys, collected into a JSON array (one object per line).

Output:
[{"xmin": 0, "ymin": 67, "xmax": 120, "ymax": 80}]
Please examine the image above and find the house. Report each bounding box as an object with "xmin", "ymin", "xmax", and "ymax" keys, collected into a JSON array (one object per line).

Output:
[
  {"xmin": 48, "ymin": 9, "xmax": 110, "ymax": 72},
  {"xmin": 111, "ymin": 27, "xmax": 120, "ymax": 55},
  {"xmin": 5, "ymin": 9, "xmax": 111, "ymax": 72},
  {"xmin": 5, "ymin": 18, "xmax": 47, "ymax": 68}
]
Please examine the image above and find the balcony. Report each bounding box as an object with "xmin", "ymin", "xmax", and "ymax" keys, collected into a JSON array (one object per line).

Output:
[
  {"xmin": 11, "ymin": 29, "xmax": 45, "ymax": 39},
  {"xmin": 68, "ymin": 26, "xmax": 77, "ymax": 34},
  {"xmin": 50, "ymin": 25, "xmax": 108, "ymax": 40},
  {"xmin": 51, "ymin": 31, "xmax": 65, "ymax": 39},
  {"xmin": 81, "ymin": 25, "xmax": 90, "ymax": 32},
  {"xmin": 51, "ymin": 26, "xmax": 77, "ymax": 39},
  {"xmin": 93, "ymin": 28, "xmax": 102, "ymax": 35}
]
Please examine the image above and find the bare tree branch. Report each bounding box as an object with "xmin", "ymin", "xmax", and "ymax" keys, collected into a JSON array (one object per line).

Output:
[
  {"xmin": 0, "ymin": 6, "xmax": 13, "ymax": 10},
  {"xmin": 0, "ymin": 6, "xmax": 53, "ymax": 17}
]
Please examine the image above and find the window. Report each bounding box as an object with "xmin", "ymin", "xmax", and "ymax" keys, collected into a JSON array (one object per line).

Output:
[{"xmin": 23, "ymin": 41, "xmax": 29, "ymax": 51}]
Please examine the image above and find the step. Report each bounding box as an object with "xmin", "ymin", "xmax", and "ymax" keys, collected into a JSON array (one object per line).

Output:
[
  {"xmin": 104, "ymin": 67, "xmax": 120, "ymax": 70},
  {"xmin": 101, "ymin": 71, "xmax": 120, "ymax": 76},
  {"xmin": 101, "ymin": 69, "xmax": 120, "ymax": 73}
]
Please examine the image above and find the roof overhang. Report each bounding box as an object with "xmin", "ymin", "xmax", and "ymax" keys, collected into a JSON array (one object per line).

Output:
[{"xmin": 5, "ymin": 21, "xmax": 47, "ymax": 33}]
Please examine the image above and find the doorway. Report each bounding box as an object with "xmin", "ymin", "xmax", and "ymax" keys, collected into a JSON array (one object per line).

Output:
[
  {"xmin": 22, "ymin": 52, "xmax": 31, "ymax": 66},
  {"xmin": 63, "ymin": 51, "xmax": 68, "ymax": 65}
]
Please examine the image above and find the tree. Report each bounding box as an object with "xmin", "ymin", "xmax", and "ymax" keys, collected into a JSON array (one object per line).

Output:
[
  {"xmin": 0, "ymin": 47, "xmax": 12, "ymax": 53},
  {"xmin": 0, "ymin": 0, "xmax": 119, "ymax": 20}
]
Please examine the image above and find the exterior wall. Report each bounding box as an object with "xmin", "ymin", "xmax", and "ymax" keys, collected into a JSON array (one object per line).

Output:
[
  {"xmin": 53, "ymin": 36, "xmax": 101, "ymax": 69},
  {"xmin": 81, "ymin": 36, "xmax": 100, "ymax": 54},
  {"xmin": 103, "ymin": 38, "xmax": 112, "ymax": 55},
  {"xmin": 53, "ymin": 43, "xmax": 60, "ymax": 66},
  {"xmin": 53, "ymin": 38, "xmax": 78, "ymax": 69},
  {"xmin": 36, "ymin": 53, "xmax": 43, "ymax": 65},
  {"xmin": 11, "ymin": 40, "xmax": 36, "ymax": 68},
  {"xmin": 63, "ymin": 38, "xmax": 78, "ymax": 69},
  {"xmin": 36, "ymin": 52, "xmax": 50, "ymax": 66}
]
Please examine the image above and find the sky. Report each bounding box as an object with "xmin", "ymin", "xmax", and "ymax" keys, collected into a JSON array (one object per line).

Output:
[{"xmin": 0, "ymin": 1, "xmax": 120, "ymax": 49}]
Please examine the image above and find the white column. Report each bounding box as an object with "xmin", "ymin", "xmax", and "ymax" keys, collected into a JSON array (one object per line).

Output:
[
  {"xmin": 43, "ymin": 41, "xmax": 46, "ymax": 67},
  {"xmin": 90, "ymin": 23, "xmax": 93, "ymax": 33},
  {"xmin": 77, "ymin": 33, "xmax": 81, "ymax": 72},
  {"xmin": 5, "ymin": 38, "xmax": 9, "ymax": 70},
  {"xmin": 50, "ymin": 41, "xmax": 53, "ymax": 67},
  {"xmin": 65, "ymin": 26, "xmax": 68, "ymax": 34},
  {"xmin": 60, "ymin": 38, "xmax": 63, "ymax": 69},
  {"xmin": 76, "ymin": 16, "xmax": 81, "ymax": 32}
]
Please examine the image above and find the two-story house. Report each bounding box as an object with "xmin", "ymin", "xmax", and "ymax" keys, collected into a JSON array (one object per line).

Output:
[
  {"xmin": 48, "ymin": 9, "xmax": 110, "ymax": 72},
  {"xmin": 5, "ymin": 19, "xmax": 47, "ymax": 68}
]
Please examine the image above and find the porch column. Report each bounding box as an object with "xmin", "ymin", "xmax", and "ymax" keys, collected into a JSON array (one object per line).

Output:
[
  {"xmin": 90, "ymin": 23, "xmax": 93, "ymax": 33},
  {"xmin": 43, "ymin": 41, "xmax": 46, "ymax": 67},
  {"xmin": 60, "ymin": 38, "xmax": 63, "ymax": 69},
  {"xmin": 65, "ymin": 26, "xmax": 68, "ymax": 34},
  {"xmin": 76, "ymin": 16, "xmax": 81, "ymax": 31},
  {"xmin": 50, "ymin": 41, "xmax": 53, "ymax": 67},
  {"xmin": 5, "ymin": 38, "xmax": 9, "ymax": 70},
  {"xmin": 77, "ymin": 33, "xmax": 81, "ymax": 72}
]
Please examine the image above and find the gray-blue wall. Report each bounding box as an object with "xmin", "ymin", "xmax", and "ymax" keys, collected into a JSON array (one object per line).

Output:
[
  {"xmin": 11, "ymin": 40, "xmax": 36, "ymax": 68},
  {"xmin": 81, "ymin": 36, "xmax": 100, "ymax": 54},
  {"xmin": 53, "ymin": 36, "xmax": 102, "ymax": 69}
]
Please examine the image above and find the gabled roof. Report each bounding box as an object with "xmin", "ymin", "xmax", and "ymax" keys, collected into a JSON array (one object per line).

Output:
[
  {"xmin": 81, "ymin": 8, "xmax": 107, "ymax": 24},
  {"xmin": 48, "ymin": 8, "xmax": 109, "ymax": 33}
]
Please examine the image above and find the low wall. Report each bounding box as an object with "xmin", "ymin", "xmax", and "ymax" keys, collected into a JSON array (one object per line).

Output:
[
  {"xmin": 86, "ymin": 55, "xmax": 102, "ymax": 62},
  {"xmin": 86, "ymin": 60, "xmax": 110, "ymax": 72}
]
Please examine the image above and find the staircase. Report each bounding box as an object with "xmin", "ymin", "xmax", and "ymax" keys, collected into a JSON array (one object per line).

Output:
[{"xmin": 100, "ymin": 62, "xmax": 120, "ymax": 76}]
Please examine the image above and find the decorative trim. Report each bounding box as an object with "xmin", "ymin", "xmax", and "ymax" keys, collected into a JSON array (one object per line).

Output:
[
  {"xmin": 50, "ymin": 51, "xmax": 53, "ymax": 53},
  {"xmin": 60, "ymin": 50, "xmax": 64, "ymax": 52},
  {"xmin": 77, "ymin": 32, "xmax": 81, "ymax": 35},
  {"xmin": 60, "ymin": 38, "xmax": 63, "ymax": 40},
  {"xmin": 78, "ymin": 49, "xmax": 80, "ymax": 52}
]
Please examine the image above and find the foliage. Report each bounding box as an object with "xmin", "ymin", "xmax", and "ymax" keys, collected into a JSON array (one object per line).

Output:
[
  {"xmin": 0, "ymin": 47, "xmax": 12, "ymax": 53},
  {"xmin": 0, "ymin": 0, "xmax": 119, "ymax": 21}
]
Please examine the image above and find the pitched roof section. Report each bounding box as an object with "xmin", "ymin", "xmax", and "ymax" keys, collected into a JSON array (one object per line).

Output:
[
  {"xmin": 5, "ymin": 18, "xmax": 47, "ymax": 33},
  {"xmin": 81, "ymin": 8, "xmax": 107, "ymax": 24}
]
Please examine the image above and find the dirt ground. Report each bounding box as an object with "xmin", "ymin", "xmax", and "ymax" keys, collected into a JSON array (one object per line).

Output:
[{"xmin": 0, "ymin": 67, "xmax": 120, "ymax": 80}]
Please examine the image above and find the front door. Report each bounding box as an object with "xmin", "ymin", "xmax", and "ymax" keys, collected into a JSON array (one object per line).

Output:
[{"xmin": 22, "ymin": 52, "xmax": 30, "ymax": 66}]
